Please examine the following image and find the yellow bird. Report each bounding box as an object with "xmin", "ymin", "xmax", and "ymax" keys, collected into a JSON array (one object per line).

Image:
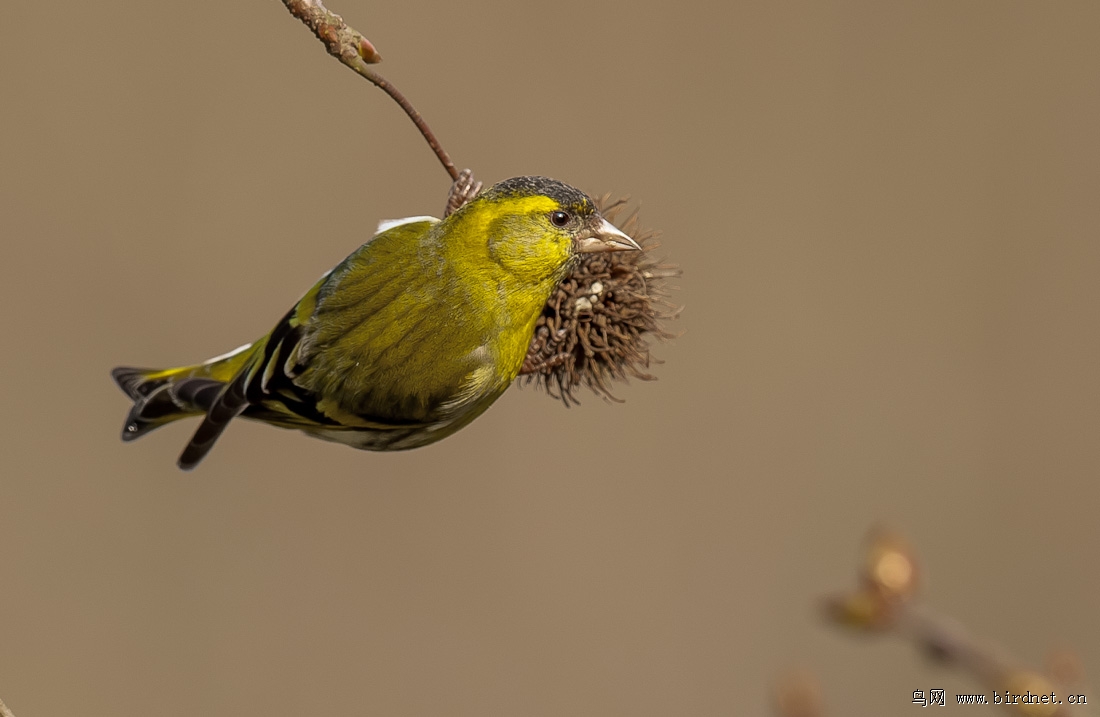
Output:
[{"xmin": 113, "ymin": 176, "xmax": 639, "ymax": 469}]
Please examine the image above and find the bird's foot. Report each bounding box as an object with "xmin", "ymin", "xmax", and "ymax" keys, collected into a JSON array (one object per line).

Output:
[{"xmin": 444, "ymin": 168, "xmax": 483, "ymax": 217}]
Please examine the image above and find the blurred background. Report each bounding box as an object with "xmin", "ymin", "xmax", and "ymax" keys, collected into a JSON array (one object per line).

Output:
[{"xmin": 2, "ymin": 1, "xmax": 1098, "ymax": 714}]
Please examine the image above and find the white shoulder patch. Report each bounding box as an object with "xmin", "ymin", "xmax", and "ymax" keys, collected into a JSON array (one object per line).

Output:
[{"xmin": 374, "ymin": 215, "xmax": 439, "ymax": 235}]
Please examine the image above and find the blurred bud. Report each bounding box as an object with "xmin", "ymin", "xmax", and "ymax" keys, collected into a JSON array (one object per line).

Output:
[
  {"xmin": 1000, "ymin": 671, "xmax": 1062, "ymax": 717},
  {"xmin": 861, "ymin": 528, "xmax": 919, "ymax": 601},
  {"xmin": 773, "ymin": 670, "xmax": 824, "ymax": 717},
  {"xmin": 1045, "ymin": 647, "xmax": 1085, "ymax": 688},
  {"xmin": 823, "ymin": 589, "xmax": 898, "ymax": 631}
]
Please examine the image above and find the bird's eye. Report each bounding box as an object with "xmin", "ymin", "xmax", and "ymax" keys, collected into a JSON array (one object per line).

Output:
[{"xmin": 550, "ymin": 210, "xmax": 571, "ymax": 227}]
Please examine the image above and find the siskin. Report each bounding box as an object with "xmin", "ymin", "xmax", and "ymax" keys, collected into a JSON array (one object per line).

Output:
[{"xmin": 113, "ymin": 176, "xmax": 639, "ymax": 470}]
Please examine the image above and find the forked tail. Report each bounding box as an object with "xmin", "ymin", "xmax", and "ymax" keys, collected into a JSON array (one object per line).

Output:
[{"xmin": 112, "ymin": 341, "xmax": 259, "ymax": 469}]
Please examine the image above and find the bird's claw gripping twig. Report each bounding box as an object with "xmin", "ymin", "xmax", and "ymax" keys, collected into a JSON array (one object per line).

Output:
[{"xmin": 445, "ymin": 169, "xmax": 483, "ymax": 217}]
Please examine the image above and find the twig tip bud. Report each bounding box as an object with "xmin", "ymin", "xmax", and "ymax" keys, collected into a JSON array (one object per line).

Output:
[{"xmin": 358, "ymin": 37, "xmax": 382, "ymax": 63}]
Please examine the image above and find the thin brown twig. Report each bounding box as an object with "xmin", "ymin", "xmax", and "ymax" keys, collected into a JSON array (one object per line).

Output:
[
  {"xmin": 823, "ymin": 529, "xmax": 1096, "ymax": 717},
  {"xmin": 281, "ymin": 0, "xmax": 459, "ymax": 181}
]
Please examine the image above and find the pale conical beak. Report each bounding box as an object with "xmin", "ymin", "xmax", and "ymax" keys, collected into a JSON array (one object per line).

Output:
[{"xmin": 575, "ymin": 218, "xmax": 642, "ymax": 253}]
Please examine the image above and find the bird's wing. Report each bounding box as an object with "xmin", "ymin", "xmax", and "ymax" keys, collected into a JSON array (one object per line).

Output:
[{"xmin": 176, "ymin": 217, "xmax": 440, "ymax": 469}]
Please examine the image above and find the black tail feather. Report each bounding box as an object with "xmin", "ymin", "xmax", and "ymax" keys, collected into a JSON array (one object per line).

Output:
[
  {"xmin": 176, "ymin": 371, "xmax": 250, "ymax": 471},
  {"xmin": 112, "ymin": 366, "xmax": 167, "ymax": 400},
  {"xmin": 112, "ymin": 367, "xmax": 225, "ymax": 444}
]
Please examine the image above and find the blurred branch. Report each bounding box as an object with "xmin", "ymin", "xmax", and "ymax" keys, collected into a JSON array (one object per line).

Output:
[
  {"xmin": 819, "ymin": 528, "xmax": 1095, "ymax": 717},
  {"xmin": 0, "ymin": 695, "xmax": 16, "ymax": 717},
  {"xmin": 280, "ymin": 0, "xmax": 460, "ymax": 181},
  {"xmin": 894, "ymin": 602, "xmax": 1020, "ymax": 687}
]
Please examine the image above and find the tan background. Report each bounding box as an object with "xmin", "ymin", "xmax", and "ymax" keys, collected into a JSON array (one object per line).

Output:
[{"xmin": 2, "ymin": 1, "xmax": 1098, "ymax": 715}]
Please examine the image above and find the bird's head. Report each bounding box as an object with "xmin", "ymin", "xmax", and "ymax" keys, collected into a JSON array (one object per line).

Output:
[{"xmin": 458, "ymin": 176, "xmax": 640, "ymax": 283}]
